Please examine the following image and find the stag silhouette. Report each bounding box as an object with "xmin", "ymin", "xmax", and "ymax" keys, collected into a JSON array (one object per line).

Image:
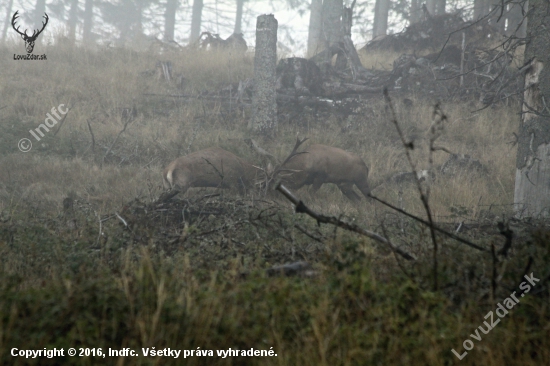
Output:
[{"xmin": 12, "ymin": 11, "xmax": 48, "ymax": 54}]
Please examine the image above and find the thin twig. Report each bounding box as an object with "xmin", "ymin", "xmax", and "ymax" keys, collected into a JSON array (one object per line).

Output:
[{"xmin": 384, "ymin": 89, "xmax": 440, "ymax": 290}]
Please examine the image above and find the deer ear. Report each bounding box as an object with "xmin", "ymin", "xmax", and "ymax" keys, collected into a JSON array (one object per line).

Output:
[{"xmin": 267, "ymin": 162, "xmax": 273, "ymax": 174}]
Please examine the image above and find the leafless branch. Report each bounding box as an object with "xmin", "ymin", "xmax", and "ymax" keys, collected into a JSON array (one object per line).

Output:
[{"xmin": 276, "ymin": 183, "xmax": 416, "ymax": 261}]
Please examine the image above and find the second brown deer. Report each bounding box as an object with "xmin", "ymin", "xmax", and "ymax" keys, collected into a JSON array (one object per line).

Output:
[{"xmin": 269, "ymin": 139, "xmax": 371, "ymax": 202}]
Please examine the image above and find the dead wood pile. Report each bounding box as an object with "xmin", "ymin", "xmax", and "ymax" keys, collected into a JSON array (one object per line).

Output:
[{"xmin": 364, "ymin": 12, "xmax": 500, "ymax": 52}]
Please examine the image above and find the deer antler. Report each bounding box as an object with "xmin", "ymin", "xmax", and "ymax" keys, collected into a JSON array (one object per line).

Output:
[
  {"xmin": 11, "ymin": 11, "xmax": 27, "ymax": 38},
  {"xmin": 268, "ymin": 136, "xmax": 309, "ymax": 185},
  {"xmin": 33, "ymin": 13, "xmax": 49, "ymax": 39}
]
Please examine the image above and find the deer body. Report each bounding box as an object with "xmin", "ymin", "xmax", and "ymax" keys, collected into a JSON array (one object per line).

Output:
[
  {"xmin": 282, "ymin": 144, "xmax": 370, "ymax": 201},
  {"xmin": 163, "ymin": 147, "xmax": 258, "ymax": 195}
]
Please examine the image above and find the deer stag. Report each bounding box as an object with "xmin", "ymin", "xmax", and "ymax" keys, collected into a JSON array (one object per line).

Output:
[
  {"xmin": 270, "ymin": 138, "xmax": 371, "ymax": 201},
  {"xmin": 12, "ymin": 11, "xmax": 49, "ymax": 54},
  {"xmin": 163, "ymin": 147, "xmax": 259, "ymax": 195}
]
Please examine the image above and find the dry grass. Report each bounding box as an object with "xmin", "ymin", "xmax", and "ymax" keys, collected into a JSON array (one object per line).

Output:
[{"xmin": 0, "ymin": 39, "xmax": 518, "ymax": 223}]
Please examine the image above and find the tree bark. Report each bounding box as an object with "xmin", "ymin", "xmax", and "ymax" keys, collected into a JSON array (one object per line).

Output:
[
  {"xmin": 33, "ymin": 0, "xmax": 46, "ymax": 26},
  {"xmin": 164, "ymin": 0, "xmax": 178, "ymax": 41},
  {"xmin": 473, "ymin": 0, "xmax": 484, "ymax": 20},
  {"xmin": 425, "ymin": 0, "xmax": 436, "ymax": 17},
  {"xmin": 373, "ymin": 0, "xmax": 389, "ymax": 39},
  {"xmin": 83, "ymin": 0, "xmax": 94, "ymax": 44},
  {"xmin": 33, "ymin": 0, "xmax": 46, "ymax": 47},
  {"xmin": 435, "ymin": 0, "xmax": 445, "ymax": 15},
  {"xmin": 135, "ymin": 0, "xmax": 143, "ymax": 39},
  {"xmin": 1, "ymin": 0, "xmax": 14, "ymax": 43},
  {"xmin": 322, "ymin": 0, "xmax": 343, "ymax": 48},
  {"xmin": 67, "ymin": 0, "xmax": 79, "ymax": 42},
  {"xmin": 250, "ymin": 14, "xmax": 278, "ymax": 135},
  {"xmin": 514, "ymin": 0, "xmax": 550, "ymax": 218},
  {"xmin": 234, "ymin": 0, "xmax": 244, "ymax": 34},
  {"xmin": 189, "ymin": 0, "xmax": 203, "ymax": 44},
  {"xmin": 410, "ymin": 0, "xmax": 420, "ymax": 24},
  {"xmin": 507, "ymin": 0, "xmax": 528, "ymax": 38},
  {"xmin": 307, "ymin": 0, "xmax": 323, "ymax": 57}
]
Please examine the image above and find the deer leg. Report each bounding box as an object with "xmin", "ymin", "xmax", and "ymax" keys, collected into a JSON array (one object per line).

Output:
[
  {"xmin": 338, "ymin": 183, "xmax": 361, "ymax": 201},
  {"xmin": 310, "ymin": 179, "xmax": 323, "ymax": 193},
  {"xmin": 354, "ymin": 179, "xmax": 371, "ymax": 200}
]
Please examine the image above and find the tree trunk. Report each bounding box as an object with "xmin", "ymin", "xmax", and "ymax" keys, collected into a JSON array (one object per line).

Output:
[
  {"xmin": 410, "ymin": 0, "xmax": 420, "ymax": 25},
  {"xmin": 435, "ymin": 0, "xmax": 445, "ymax": 15},
  {"xmin": 234, "ymin": 0, "xmax": 244, "ymax": 34},
  {"xmin": 507, "ymin": 0, "xmax": 527, "ymax": 38},
  {"xmin": 1, "ymin": 0, "xmax": 14, "ymax": 43},
  {"xmin": 373, "ymin": 0, "xmax": 389, "ymax": 39},
  {"xmin": 33, "ymin": 0, "xmax": 46, "ymax": 47},
  {"xmin": 490, "ymin": 1, "xmax": 506, "ymax": 34},
  {"xmin": 34, "ymin": 0, "xmax": 46, "ymax": 26},
  {"xmin": 135, "ymin": 0, "xmax": 143, "ymax": 39},
  {"xmin": 473, "ymin": 0, "xmax": 485, "ymax": 20},
  {"xmin": 250, "ymin": 14, "xmax": 278, "ymax": 135},
  {"xmin": 322, "ymin": 0, "xmax": 343, "ymax": 48},
  {"xmin": 514, "ymin": 0, "xmax": 550, "ymax": 218},
  {"xmin": 307, "ymin": 0, "xmax": 323, "ymax": 57},
  {"xmin": 425, "ymin": 0, "xmax": 436, "ymax": 17},
  {"xmin": 67, "ymin": 0, "xmax": 79, "ymax": 42},
  {"xmin": 189, "ymin": 0, "xmax": 203, "ymax": 44},
  {"xmin": 83, "ymin": 0, "xmax": 93, "ymax": 44},
  {"xmin": 164, "ymin": 0, "xmax": 178, "ymax": 41}
]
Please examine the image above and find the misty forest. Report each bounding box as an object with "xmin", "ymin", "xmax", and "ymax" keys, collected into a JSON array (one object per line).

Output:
[{"xmin": 0, "ymin": 0, "xmax": 549, "ymax": 364}]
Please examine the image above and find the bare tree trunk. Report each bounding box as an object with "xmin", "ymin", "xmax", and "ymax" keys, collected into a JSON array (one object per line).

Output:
[
  {"xmin": 373, "ymin": 0, "xmax": 389, "ymax": 39},
  {"xmin": 189, "ymin": 0, "xmax": 203, "ymax": 43},
  {"xmin": 67, "ymin": 0, "xmax": 79, "ymax": 42},
  {"xmin": 234, "ymin": 0, "xmax": 244, "ymax": 34},
  {"xmin": 33, "ymin": 0, "xmax": 46, "ymax": 47},
  {"xmin": 250, "ymin": 14, "xmax": 278, "ymax": 135},
  {"xmin": 425, "ymin": 0, "xmax": 436, "ymax": 17},
  {"xmin": 507, "ymin": 0, "xmax": 527, "ymax": 37},
  {"xmin": 307, "ymin": 0, "xmax": 323, "ymax": 57},
  {"xmin": 83, "ymin": 0, "xmax": 94, "ymax": 44},
  {"xmin": 322, "ymin": 0, "xmax": 343, "ymax": 48},
  {"xmin": 33, "ymin": 0, "xmax": 46, "ymax": 26},
  {"xmin": 489, "ymin": 1, "xmax": 506, "ymax": 33},
  {"xmin": 164, "ymin": 0, "xmax": 178, "ymax": 41},
  {"xmin": 473, "ymin": 0, "xmax": 487, "ymax": 20},
  {"xmin": 410, "ymin": 0, "xmax": 420, "ymax": 24},
  {"xmin": 435, "ymin": 0, "xmax": 445, "ymax": 15},
  {"xmin": 1, "ymin": 0, "xmax": 14, "ymax": 43},
  {"xmin": 514, "ymin": 0, "xmax": 550, "ymax": 218},
  {"xmin": 135, "ymin": 0, "xmax": 143, "ymax": 39}
]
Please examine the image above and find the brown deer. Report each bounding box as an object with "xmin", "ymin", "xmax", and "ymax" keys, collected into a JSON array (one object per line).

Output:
[
  {"xmin": 163, "ymin": 147, "xmax": 260, "ymax": 195},
  {"xmin": 270, "ymin": 139, "xmax": 371, "ymax": 201}
]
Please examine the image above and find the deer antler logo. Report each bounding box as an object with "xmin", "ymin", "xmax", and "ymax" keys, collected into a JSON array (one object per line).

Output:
[{"xmin": 12, "ymin": 11, "xmax": 49, "ymax": 54}]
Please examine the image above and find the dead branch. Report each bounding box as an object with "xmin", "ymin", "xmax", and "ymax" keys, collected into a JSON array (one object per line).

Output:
[
  {"xmin": 368, "ymin": 193, "xmax": 487, "ymax": 252},
  {"xmin": 276, "ymin": 183, "xmax": 416, "ymax": 261}
]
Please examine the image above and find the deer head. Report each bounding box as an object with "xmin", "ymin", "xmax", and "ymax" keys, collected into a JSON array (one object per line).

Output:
[
  {"xmin": 249, "ymin": 137, "xmax": 309, "ymax": 194},
  {"xmin": 12, "ymin": 11, "xmax": 49, "ymax": 54}
]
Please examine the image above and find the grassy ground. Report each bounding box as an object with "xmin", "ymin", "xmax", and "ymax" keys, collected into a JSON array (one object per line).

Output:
[{"xmin": 0, "ymin": 40, "xmax": 548, "ymax": 365}]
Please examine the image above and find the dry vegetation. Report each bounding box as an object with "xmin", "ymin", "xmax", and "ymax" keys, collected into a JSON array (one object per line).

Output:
[{"xmin": 0, "ymin": 39, "xmax": 548, "ymax": 365}]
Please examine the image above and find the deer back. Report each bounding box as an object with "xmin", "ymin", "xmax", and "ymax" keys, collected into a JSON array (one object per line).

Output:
[
  {"xmin": 282, "ymin": 144, "xmax": 369, "ymax": 186},
  {"xmin": 163, "ymin": 147, "xmax": 259, "ymax": 192}
]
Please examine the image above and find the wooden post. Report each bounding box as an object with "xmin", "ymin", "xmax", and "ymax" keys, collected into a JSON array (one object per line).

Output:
[{"xmin": 250, "ymin": 14, "xmax": 278, "ymax": 135}]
